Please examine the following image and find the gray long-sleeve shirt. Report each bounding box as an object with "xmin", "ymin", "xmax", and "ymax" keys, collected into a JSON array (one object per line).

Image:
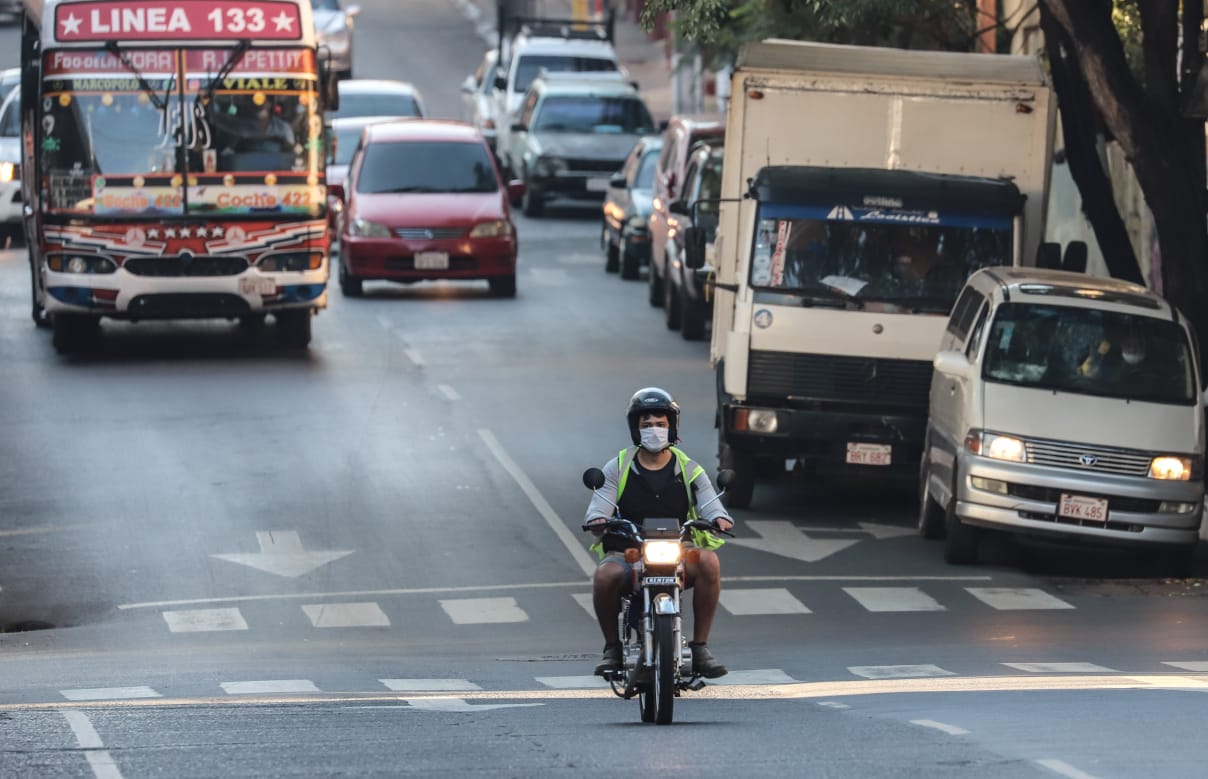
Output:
[{"xmin": 583, "ymin": 447, "xmax": 733, "ymax": 526}]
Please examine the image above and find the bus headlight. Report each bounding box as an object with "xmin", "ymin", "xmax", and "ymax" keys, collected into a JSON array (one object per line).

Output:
[
  {"xmin": 258, "ymin": 252, "xmax": 324, "ymax": 272},
  {"xmin": 643, "ymin": 540, "xmax": 682, "ymax": 565}
]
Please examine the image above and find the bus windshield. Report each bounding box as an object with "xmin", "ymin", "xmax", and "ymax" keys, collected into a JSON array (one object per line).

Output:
[
  {"xmin": 748, "ymin": 203, "xmax": 1012, "ymax": 312},
  {"xmin": 41, "ymin": 47, "xmax": 324, "ymax": 218}
]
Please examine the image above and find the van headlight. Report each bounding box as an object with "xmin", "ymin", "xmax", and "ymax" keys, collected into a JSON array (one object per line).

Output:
[
  {"xmin": 965, "ymin": 431, "xmax": 1026, "ymax": 462},
  {"xmin": 643, "ymin": 540, "xmax": 682, "ymax": 565},
  {"xmin": 1149, "ymin": 456, "xmax": 1195, "ymax": 481}
]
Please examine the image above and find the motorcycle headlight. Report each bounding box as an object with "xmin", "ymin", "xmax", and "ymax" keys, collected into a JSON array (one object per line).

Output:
[
  {"xmin": 469, "ymin": 219, "xmax": 514, "ymax": 238},
  {"xmin": 643, "ymin": 540, "xmax": 682, "ymax": 566},
  {"xmin": 350, "ymin": 218, "xmax": 393, "ymax": 238}
]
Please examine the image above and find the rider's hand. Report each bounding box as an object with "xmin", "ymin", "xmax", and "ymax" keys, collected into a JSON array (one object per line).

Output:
[
  {"xmin": 715, "ymin": 517, "xmax": 734, "ymax": 533},
  {"xmin": 585, "ymin": 516, "xmax": 608, "ymax": 535}
]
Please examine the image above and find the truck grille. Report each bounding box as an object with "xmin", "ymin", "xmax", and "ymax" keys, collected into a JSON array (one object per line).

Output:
[
  {"xmin": 747, "ymin": 350, "xmax": 932, "ymax": 409},
  {"xmin": 124, "ymin": 256, "xmax": 249, "ymax": 277},
  {"xmin": 1022, "ymin": 437, "xmax": 1153, "ymax": 477}
]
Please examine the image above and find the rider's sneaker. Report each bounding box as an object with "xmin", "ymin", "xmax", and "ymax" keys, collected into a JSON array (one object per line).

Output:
[
  {"xmin": 690, "ymin": 642, "xmax": 728, "ymax": 678},
  {"xmin": 594, "ymin": 643, "xmax": 623, "ymax": 676}
]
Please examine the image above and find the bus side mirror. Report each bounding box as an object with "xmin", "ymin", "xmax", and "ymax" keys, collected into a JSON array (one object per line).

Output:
[
  {"xmin": 1062, "ymin": 241, "xmax": 1088, "ymax": 273},
  {"xmin": 1035, "ymin": 241, "xmax": 1061, "ymax": 269}
]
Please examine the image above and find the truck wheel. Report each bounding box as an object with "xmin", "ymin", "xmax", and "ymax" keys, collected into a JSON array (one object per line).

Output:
[
  {"xmin": 1160, "ymin": 543, "xmax": 1198, "ymax": 578},
  {"xmin": 719, "ymin": 441, "xmax": 755, "ymax": 509},
  {"xmin": 275, "ymin": 309, "xmax": 312, "ymax": 349},
  {"xmin": 29, "ymin": 258, "xmax": 49, "ymax": 329},
  {"xmin": 942, "ymin": 472, "xmax": 979, "ymax": 564},
  {"xmin": 680, "ymin": 290, "xmax": 706, "ymax": 341}
]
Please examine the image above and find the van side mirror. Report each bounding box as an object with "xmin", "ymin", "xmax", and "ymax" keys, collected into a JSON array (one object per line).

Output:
[
  {"xmin": 683, "ymin": 226, "xmax": 707, "ymax": 269},
  {"xmin": 1035, "ymin": 241, "xmax": 1061, "ymax": 269},
  {"xmin": 933, "ymin": 350, "xmax": 971, "ymax": 378},
  {"xmin": 668, "ymin": 199, "xmax": 689, "ymax": 216},
  {"xmin": 1062, "ymin": 241, "xmax": 1088, "ymax": 273}
]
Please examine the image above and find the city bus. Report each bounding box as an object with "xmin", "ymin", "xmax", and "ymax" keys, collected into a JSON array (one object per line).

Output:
[{"xmin": 19, "ymin": 0, "xmax": 339, "ymax": 351}]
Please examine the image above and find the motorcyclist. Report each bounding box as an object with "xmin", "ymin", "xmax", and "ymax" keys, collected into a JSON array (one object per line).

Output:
[{"xmin": 583, "ymin": 387, "xmax": 736, "ymax": 678}]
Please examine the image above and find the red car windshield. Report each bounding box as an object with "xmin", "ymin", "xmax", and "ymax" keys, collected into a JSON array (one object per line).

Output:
[{"xmin": 356, "ymin": 141, "xmax": 498, "ymax": 194}]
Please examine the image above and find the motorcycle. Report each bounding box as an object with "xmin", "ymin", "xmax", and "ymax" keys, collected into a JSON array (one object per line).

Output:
[{"xmin": 581, "ymin": 466, "xmax": 734, "ymax": 725}]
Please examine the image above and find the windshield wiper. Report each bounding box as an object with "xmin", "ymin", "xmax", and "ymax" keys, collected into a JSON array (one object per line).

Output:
[
  {"xmin": 379, "ymin": 186, "xmax": 438, "ymax": 193},
  {"xmin": 858, "ymin": 294, "xmax": 954, "ymax": 313},
  {"xmin": 105, "ymin": 41, "xmax": 170, "ymax": 112},
  {"xmin": 196, "ymin": 40, "xmax": 252, "ymax": 108}
]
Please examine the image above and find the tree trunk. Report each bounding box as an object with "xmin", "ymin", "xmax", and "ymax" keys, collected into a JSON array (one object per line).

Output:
[{"xmin": 1038, "ymin": 5, "xmax": 1143, "ymax": 283}]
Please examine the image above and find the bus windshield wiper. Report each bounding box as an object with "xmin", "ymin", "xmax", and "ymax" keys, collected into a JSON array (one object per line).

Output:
[
  {"xmin": 196, "ymin": 40, "xmax": 252, "ymax": 107},
  {"xmin": 105, "ymin": 41, "xmax": 169, "ymax": 112}
]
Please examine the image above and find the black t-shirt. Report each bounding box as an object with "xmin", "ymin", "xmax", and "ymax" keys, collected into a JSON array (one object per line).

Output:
[{"xmin": 604, "ymin": 457, "xmax": 691, "ymax": 553}]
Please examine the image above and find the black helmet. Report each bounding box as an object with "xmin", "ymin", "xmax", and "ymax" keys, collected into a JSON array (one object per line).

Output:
[{"xmin": 627, "ymin": 387, "xmax": 680, "ymax": 446}]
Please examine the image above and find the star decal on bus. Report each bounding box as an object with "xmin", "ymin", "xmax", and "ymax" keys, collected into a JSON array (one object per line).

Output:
[
  {"xmin": 60, "ymin": 13, "xmax": 83, "ymax": 35},
  {"xmin": 273, "ymin": 11, "xmax": 296, "ymax": 32}
]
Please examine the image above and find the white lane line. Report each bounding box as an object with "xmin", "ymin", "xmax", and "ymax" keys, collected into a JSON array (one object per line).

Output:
[
  {"xmin": 1003, "ymin": 663, "xmax": 1116, "ymax": 674},
  {"xmin": 1163, "ymin": 661, "xmax": 1208, "ymax": 672},
  {"xmin": 720, "ymin": 588, "xmax": 811, "ymax": 615},
  {"xmin": 440, "ymin": 596, "xmax": 529, "ymax": 624},
  {"xmin": 478, "ymin": 428, "xmax": 597, "ymax": 577},
  {"xmin": 536, "ymin": 676, "xmax": 610, "ymax": 689},
  {"xmin": 404, "ymin": 348, "xmax": 425, "ymax": 367},
  {"xmin": 380, "ymin": 679, "xmax": 483, "ymax": 692},
  {"xmin": 816, "ymin": 701, "xmax": 850, "ymax": 709},
  {"xmin": 910, "ymin": 719, "xmax": 970, "ymax": 735},
  {"xmin": 844, "ymin": 587, "xmax": 946, "ymax": 612},
  {"xmin": 61, "ymin": 687, "xmax": 160, "ymax": 701},
  {"xmin": 375, "ymin": 314, "xmax": 391, "ymax": 330},
  {"xmin": 162, "ymin": 608, "xmax": 248, "ymax": 632},
  {"xmin": 302, "ymin": 602, "xmax": 391, "ymax": 628},
  {"xmin": 1036, "ymin": 758, "xmax": 1101, "ymax": 779},
  {"xmin": 221, "ymin": 680, "xmax": 320, "ymax": 695},
  {"xmin": 63, "ymin": 710, "xmax": 124, "ymax": 779},
  {"xmin": 965, "ymin": 587, "xmax": 1074, "ymax": 610},
  {"xmin": 848, "ymin": 665, "xmax": 955, "ymax": 679},
  {"xmin": 708, "ymin": 669, "xmax": 800, "ymax": 686},
  {"xmin": 437, "ymin": 384, "xmax": 461, "ymax": 401}
]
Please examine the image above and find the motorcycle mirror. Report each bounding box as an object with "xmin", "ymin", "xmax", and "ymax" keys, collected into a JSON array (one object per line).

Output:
[
  {"xmin": 583, "ymin": 467, "xmax": 606, "ymax": 490},
  {"xmin": 715, "ymin": 469, "xmax": 736, "ymax": 490}
]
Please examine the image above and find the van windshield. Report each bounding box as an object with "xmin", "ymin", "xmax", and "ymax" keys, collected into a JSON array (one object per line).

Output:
[
  {"xmin": 749, "ymin": 204, "xmax": 1011, "ymax": 312},
  {"xmin": 982, "ymin": 303, "xmax": 1196, "ymax": 405}
]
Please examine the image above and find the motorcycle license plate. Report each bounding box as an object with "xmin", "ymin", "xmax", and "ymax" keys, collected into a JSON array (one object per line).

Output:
[{"xmin": 643, "ymin": 576, "xmax": 677, "ymax": 585}]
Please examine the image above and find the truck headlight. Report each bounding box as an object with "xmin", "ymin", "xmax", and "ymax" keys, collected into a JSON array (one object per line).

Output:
[
  {"xmin": 1149, "ymin": 456, "xmax": 1194, "ymax": 480},
  {"xmin": 643, "ymin": 540, "xmax": 682, "ymax": 565},
  {"xmin": 734, "ymin": 407, "xmax": 778, "ymax": 434}
]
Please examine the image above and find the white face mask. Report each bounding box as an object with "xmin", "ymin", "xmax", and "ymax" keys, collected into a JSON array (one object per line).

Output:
[{"xmin": 639, "ymin": 426, "xmax": 670, "ymax": 453}]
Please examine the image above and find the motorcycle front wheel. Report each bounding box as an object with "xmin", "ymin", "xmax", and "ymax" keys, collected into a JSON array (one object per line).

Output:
[{"xmin": 653, "ymin": 613, "xmax": 676, "ymax": 724}]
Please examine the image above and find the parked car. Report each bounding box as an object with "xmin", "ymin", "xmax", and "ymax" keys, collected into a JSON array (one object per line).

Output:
[
  {"xmin": 327, "ymin": 115, "xmax": 409, "ymax": 236},
  {"xmin": 333, "ymin": 79, "xmax": 425, "ymax": 121},
  {"xmin": 920, "ymin": 267, "xmax": 1204, "ymax": 574},
  {"xmin": 505, "ymin": 71, "xmax": 655, "ymax": 217},
  {"xmin": 0, "ymin": 68, "xmax": 21, "ymax": 243},
  {"xmin": 461, "ymin": 49, "xmax": 500, "ymax": 154},
  {"xmin": 311, "ymin": 0, "xmax": 360, "ymax": 80},
  {"xmin": 601, "ymin": 135, "xmax": 661, "ymax": 279},
  {"xmin": 646, "ymin": 113, "xmax": 724, "ymax": 309},
  {"xmin": 336, "ymin": 120, "xmax": 524, "ymax": 297},
  {"xmin": 663, "ymin": 141, "xmax": 724, "ymax": 340},
  {"xmin": 492, "ymin": 18, "xmax": 620, "ymax": 179}
]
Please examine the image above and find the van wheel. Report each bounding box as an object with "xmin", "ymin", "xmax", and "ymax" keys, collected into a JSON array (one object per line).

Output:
[
  {"xmin": 719, "ymin": 441, "xmax": 755, "ymax": 509},
  {"xmin": 647, "ymin": 260, "xmax": 663, "ymax": 307},
  {"xmin": 338, "ymin": 259, "xmax": 363, "ymax": 297},
  {"xmin": 619, "ymin": 238, "xmax": 641, "ymax": 280},
  {"xmin": 942, "ymin": 476, "xmax": 980, "ymax": 564},
  {"xmin": 604, "ymin": 229, "xmax": 619, "ymax": 273},
  {"xmin": 680, "ymin": 289, "xmax": 707, "ymax": 341},
  {"xmin": 522, "ymin": 183, "xmax": 544, "ymax": 217},
  {"xmin": 917, "ymin": 459, "xmax": 946, "ymax": 539},
  {"xmin": 1160, "ymin": 543, "xmax": 1198, "ymax": 578}
]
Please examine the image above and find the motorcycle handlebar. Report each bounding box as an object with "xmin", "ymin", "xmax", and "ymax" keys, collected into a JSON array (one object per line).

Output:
[{"xmin": 581, "ymin": 517, "xmax": 733, "ymax": 539}]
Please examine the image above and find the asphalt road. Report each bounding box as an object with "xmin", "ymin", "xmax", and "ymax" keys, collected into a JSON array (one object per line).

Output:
[{"xmin": 0, "ymin": 2, "xmax": 1205, "ymax": 777}]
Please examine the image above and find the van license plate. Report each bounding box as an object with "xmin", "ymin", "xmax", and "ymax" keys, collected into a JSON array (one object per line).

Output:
[
  {"xmin": 414, "ymin": 251, "xmax": 449, "ymax": 270},
  {"xmin": 1058, "ymin": 494, "xmax": 1108, "ymax": 522},
  {"xmin": 846, "ymin": 442, "xmax": 891, "ymax": 466}
]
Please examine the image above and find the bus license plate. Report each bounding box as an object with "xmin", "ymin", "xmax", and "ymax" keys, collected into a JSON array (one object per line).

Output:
[
  {"xmin": 415, "ymin": 251, "xmax": 449, "ymax": 270},
  {"xmin": 1058, "ymin": 494, "xmax": 1108, "ymax": 522},
  {"xmin": 239, "ymin": 277, "xmax": 276, "ymax": 295},
  {"xmin": 846, "ymin": 442, "xmax": 891, "ymax": 466}
]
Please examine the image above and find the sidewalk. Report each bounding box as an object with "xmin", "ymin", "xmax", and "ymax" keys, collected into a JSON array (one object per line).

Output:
[{"xmin": 451, "ymin": 0, "xmax": 675, "ymax": 122}]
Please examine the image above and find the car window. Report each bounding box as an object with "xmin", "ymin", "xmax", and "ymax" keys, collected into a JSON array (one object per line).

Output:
[
  {"xmin": 634, "ymin": 148, "xmax": 659, "ymax": 189},
  {"xmin": 356, "ymin": 140, "xmax": 499, "ymax": 195},
  {"xmin": 946, "ymin": 286, "xmax": 984, "ymax": 340},
  {"xmin": 336, "ymin": 93, "xmax": 422, "ymax": 120},
  {"xmin": 0, "ymin": 91, "xmax": 19, "ymax": 137},
  {"xmin": 965, "ymin": 302, "xmax": 989, "ymax": 359},
  {"xmin": 681, "ymin": 160, "xmax": 701, "ymax": 201},
  {"xmin": 531, "ymin": 96, "xmax": 654, "ymax": 134},
  {"xmin": 311, "ymin": 0, "xmax": 341, "ymax": 9},
  {"xmin": 513, "ymin": 55, "xmax": 617, "ymax": 94},
  {"xmin": 333, "ymin": 124, "xmax": 371, "ymax": 165}
]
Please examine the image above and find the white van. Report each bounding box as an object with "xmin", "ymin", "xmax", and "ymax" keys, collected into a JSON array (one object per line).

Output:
[{"xmin": 920, "ymin": 268, "xmax": 1204, "ymax": 574}]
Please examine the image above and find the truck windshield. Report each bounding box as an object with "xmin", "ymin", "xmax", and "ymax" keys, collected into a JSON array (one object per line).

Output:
[
  {"xmin": 982, "ymin": 303, "xmax": 1196, "ymax": 405},
  {"xmin": 42, "ymin": 47, "xmax": 324, "ymax": 218},
  {"xmin": 749, "ymin": 205, "xmax": 1011, "ymax": 312}
]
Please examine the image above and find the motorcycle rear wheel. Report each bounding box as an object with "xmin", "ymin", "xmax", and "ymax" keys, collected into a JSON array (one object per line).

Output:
[{"xmin": 653, "ymin": 614, "xmax": 676, "ymax": 724}]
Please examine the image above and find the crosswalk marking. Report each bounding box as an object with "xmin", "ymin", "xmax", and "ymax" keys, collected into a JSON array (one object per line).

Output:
[
  {"xmin": 911, "ymin": 719, "xmax": 970, "ymax": 735},
  {"xmin": 221, "ymin": 680, "xmax": 320, "ymax": 694},
  {"xmin": 380, "ymin": 679, "xmax": 483, "ymax": 692},
  {"xmin": 163, "ymin": 608, "xmax": 248, "ymax": 632},
  {"xmin": 61, "ymin": 687, "xmax": 161, "ymax": 701},
  {"xmin": 1163, "ymin": 661, "xmax": 1208, "ymax": 672},
  {"xmin": 721, "ymin": 588, "xmax": 811, "ymax": 615},
  {"xmin": 537, "ymin": 675, "xmax": 609, "ymax": 689},
  {"xmin": 848, "ymin": 665, "xmax": 955, "ymax": 679},
  {"xmin": 302, "ymin": 602, "xmax": 390, "ymax": 628},
  {"xmin": 843, "ymin": 587, "xmax": 945, "ymax": 612},
  {"xmin": 439, "ymin": 596, "xmax": 528, "ymax": 624},
  {"xmin": 708, "ymin": 669, "xmax": 800, "ymax": 686},
  {"xmin": 1002, "ymin": 662, "xmax": 1116, "ymax": 673},
  {"xmin": 965, "ymin": 587, "xmax": 1074, "ymax": 610}
]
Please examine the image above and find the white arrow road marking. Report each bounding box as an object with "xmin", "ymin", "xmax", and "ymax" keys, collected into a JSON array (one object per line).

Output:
[
  {"xmin": 536, "ymin": 676, "xmax": 610, "ymax": 689},
  {"xmin": 1036, "ymin": 758, "xmax": 1101, "ymax": 779},
  {"xmin": 437, "ymin": 384, "xmax": 461, "ymax": 401},
  {"xmin": 816, "ymin": 701, "xmax": 850, "ymax": 709},
  {"xmin": 911, "ymin": 719, "xmax": 970, "ymax": 736},
  {"xmin": 211, "ymin": 531, "xmax": 353, "ymax": 578},
  {"xmin": 403, "ymin": 698, "xmax": 543, "ymax": 712},
  {"xmin": 708, "ymin": 669, "xmax": 800, "ymax": 686},
  {"xmin": 162, "ymin": 608, "xmax": 248, "ymax": 632},
  {"xmin": 1164, "ymin": 661, "xmax": 1208, "ymax": 672},
  {"xmin": 848, "ymin": 665, "xmax": 955, "ymax": 679},
  {"xmin": 61, "ymin": 687, "xmax": 160, "ymax": 701},
  {"xmin": 728, "ymin": 521, "xmax": 861, "ymax": 562}
]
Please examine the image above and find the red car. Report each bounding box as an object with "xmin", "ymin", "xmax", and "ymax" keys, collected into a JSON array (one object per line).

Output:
[{"xmin": 334, "ymin": 120, "xmax": 523, "ymax": 297}]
